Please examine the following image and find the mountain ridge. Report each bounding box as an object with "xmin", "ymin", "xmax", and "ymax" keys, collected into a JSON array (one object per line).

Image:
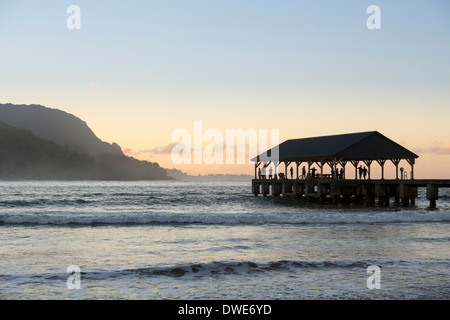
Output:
[
  {"xmin": 0, "ymin": 103, "xmax": 123, "ymax": 156},
  {"xmin": 0, "ymin": 103, "xmax": 171, "ymax": 180}
]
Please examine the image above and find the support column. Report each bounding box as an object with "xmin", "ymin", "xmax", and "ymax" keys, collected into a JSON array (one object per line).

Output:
[
  {"xmin": 410, "ymin": 186, "xmax": 417, "ymax": 205},
  {"xmin": 392, "ymin": 159, "xmax": 401, "ymax": 180},
  {"xmin": 255, "ymin": 161, "xmax": 260, "ymax": 179},
  {"xmin": 262, "ymin": 183, "xmax": 270, "ymax": 197},
  {"xmin": 263, "ymin": 161, "xmax": 271, "ymax": 180},
  {"xmin": 307, "ymin": 161, "xmax": 313, "ymax": 179},
  {"xmin": 333, "ymin": 158, "xmax": 337, "ymax": 179},
  {"xmin": 339, "ymin": 160, "xmax": 347, "ymax": 180},
  {"xmin": 273, "ymin": 182, "xmax": 281, "ymax": 196},
  {"xmin": 275, "ymin": 161, "xmax": 280, "ymax": 178},
  {"xmin": 427, "ymin": 184, "xmax": 439, "ymax": 208},
  {"xmin": 351, "ymin": 160, "xmax": 359, "ymax": 180},
  {"xmin": 407, "ymin": 159, "xmax": 415, "ymax": 180},
  {"xmin": 399, "ymin": 184, "xmax": 411, "ymax": 207},
  {"xmin": 252, "ymin": 181, "xmax": 260, "ymax": 196},
  {"xmin": 375, "ymin": 183, "xmax": 388, "ymax": 206},
  {"xmin": 377, "ymin": 160, "xmax": 386, "ymax": 180},
  {"xmin": 319, "ymin": 160, "xmax": 324, "ymax": 177}
]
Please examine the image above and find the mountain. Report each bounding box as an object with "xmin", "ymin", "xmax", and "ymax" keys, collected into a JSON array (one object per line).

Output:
[
  {"xmin": 0, "ymin": 103, "xmax": 123, "ymax": 156},
  {"xmin": 0, "ymin": 104, "xmax": 171, "ymax": 180}
]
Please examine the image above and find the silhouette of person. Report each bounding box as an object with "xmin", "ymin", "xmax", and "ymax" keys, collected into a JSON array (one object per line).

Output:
[
  {"xmin": 358, "ymin": 166, "xmax": 363, "ymax": 180},
  {"xmin": 258, "ymin": 168, "xmax": 261, "ymax": 179},
  {"xmin": 290, "ymin": 167, "xmax": 294, "ymax": 179},
  {"xmin": 340, "ymin": 168, "xmax": 344, "ymax": 179},
  {"xmin": 261, "ymin": 167, "xmax": 266, "ymax": 179},
  {"xmin": 363, "ymin": 167, "xmax": 367, "ymax": 180},
  {"xmin": 311, "ymin": 167, "xmax": 316, "ymax": 178},
  {"xmin": 302, "ymin": 166, "xmax": 306, "ymax": 179}
]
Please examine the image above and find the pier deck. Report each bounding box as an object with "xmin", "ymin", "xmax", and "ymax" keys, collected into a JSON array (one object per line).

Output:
[{"xmin": 252, "ymin": 178, "xmax": 450, "ymax": 208}]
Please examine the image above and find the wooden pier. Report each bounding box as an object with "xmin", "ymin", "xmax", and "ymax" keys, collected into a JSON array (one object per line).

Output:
[
  {"xmin": 251, "ymin": 131, "xmax": 450, "ymax": 208},
  {"xmin": 252, "ymin": 178, "xmax": 450, "ymax": 208}
]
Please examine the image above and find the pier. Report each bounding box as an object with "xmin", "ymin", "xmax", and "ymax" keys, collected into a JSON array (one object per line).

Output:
[
  {"xmin": 251, "ymin": 131, "xmax": 450, "ymax": 208},
  {"xmin": 252, "ymin": 178, "xmax": 450, "ymax": 208}
]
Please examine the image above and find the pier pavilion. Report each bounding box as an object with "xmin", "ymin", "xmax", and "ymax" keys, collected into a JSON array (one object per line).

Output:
[{"xmin": 251, "ymin": 131, "xmax": 450, "ymax": 207}]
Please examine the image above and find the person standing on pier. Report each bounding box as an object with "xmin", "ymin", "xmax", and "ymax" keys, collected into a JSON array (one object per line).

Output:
[
  {"xmin": 302, "ymin": 166, "xmax": 306, "ymax": 179},
  {"xmin": 290, "ymin": 167, "xmax": 294, "ymax": 179},
  {"xmin": 258, "ymin": 168, "xmax": 262, "ymax": 180},
  {"xmin": 358, "ymin": 165, "xmax": 363, "ymax": 179}
]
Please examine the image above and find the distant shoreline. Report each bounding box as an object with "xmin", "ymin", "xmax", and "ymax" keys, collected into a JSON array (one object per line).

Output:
[
  {"xmin": 0, "ymin": 176, "xmax": 251, "ymax": 182},
  {"xmin": 165, "ymin": 168, "xmax": 252, "ymax": 181}
]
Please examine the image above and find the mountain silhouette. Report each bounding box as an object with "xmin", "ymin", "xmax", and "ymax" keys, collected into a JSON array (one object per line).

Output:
[
  {"xmin": 0, "ymin": 103, "xmax": 123, "ymax": 156},
  {"xmin": 0, "ymin": 104, "xmax": 171, "ymax": 180}
]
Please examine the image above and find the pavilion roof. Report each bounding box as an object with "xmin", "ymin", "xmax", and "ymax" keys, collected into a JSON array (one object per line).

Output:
[{"xmin": 252, "ymin": 131, "xmax": 419, "ymax": 163}]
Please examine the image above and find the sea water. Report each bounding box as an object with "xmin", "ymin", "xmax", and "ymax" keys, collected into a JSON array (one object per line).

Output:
[{"xmin": 0, "ymin": 180, "xmax": 449, "ymax": 299}]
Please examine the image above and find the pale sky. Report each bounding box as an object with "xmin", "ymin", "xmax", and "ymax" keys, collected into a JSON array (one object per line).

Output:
[{"xmin": 1, "ymin": 0, "xmax": 449, "ymax": 177}]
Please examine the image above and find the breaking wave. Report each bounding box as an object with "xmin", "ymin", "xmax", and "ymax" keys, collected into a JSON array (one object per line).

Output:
[
  {"xmin": 3, "ymin": 259, "xmax": 448, "ymax": 282},
  {"xmin": 1, "ymin": 209, "xmax": 449, "ymax": 226}
]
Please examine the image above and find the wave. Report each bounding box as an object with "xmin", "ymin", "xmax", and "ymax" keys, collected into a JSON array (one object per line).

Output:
[
  {"xmin": 0, "ymin": 260, "xmax": 396, "ymax": 282},
  {"xmin": 4, "ymin": 259, "xmax": 447, "ymax": 282},
  {"xmin": 116, "ymin": 260, "xmax": 382, "ymax": 278},
  {"xmin": 0, "ymin": 199, "xmax": 94, "ymax": 207},
  {"xmin": 1, "ymin": 210, "xmax": 449, "ymax": 226}
]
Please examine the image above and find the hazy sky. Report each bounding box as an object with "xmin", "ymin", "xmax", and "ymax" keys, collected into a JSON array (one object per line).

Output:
[{"xmin": 1, "ymin": 0, "xmax": 449, "ymax": 177}]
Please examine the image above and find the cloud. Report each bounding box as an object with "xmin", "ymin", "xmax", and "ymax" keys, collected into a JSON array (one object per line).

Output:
[
  {"xmin": 148, "ymin": 142, "xmax": 181, "ymax": 155},
  {"xmin": 413, "ymin": 144, "xmax": 450, "ymax": 155},
  {"xmin": 123, "ymin": 142, "xmax": 183, "ymax": 158}
]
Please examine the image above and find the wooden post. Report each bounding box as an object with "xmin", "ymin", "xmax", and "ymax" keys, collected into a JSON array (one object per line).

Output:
[
  {"xmin": 326, "ymin": 161, "xmax": 333, "ymax": 177},
  {"xmin": 333, "ymin": 158, "xmax": 337, "ymax": 179},
  {"xmin": 407, "ymin": 159, "xmax": 415, "ymax": 180},
  {"xmin": 351, "ymin": 160, "xmax": 359, "ymax": 180},
  {"xmin": 255, "ymin": 162, "xmax": 260, "ymax": 179},
  {"xmin": 319, "ymin": 160, "xmax": 324, "ymax": 177},
  {"xmin": 307, "ymin": 161, "xmax": 313, "ymax": 179},
  {"xmin": 392, "ymin": 159, "xmax": 400, "ymax": 180},
  {"xmin": 427, "ymin": 184, "xmax": 438, "ymax": 208},
  {"xmin": 286, "ymin": 161, "xmax": 291, "ymax": 179},
  {"xmin": 297, "ymin": 161, "xmax": 303, "ymax": 179},
  {"xmin": 339, "ymin": 160, "xmax": 347, "ymax": 180},
  {"xmin": 377, "ymin": 160, "xmax": 386, "ymax": 180},
  {"xmin": 264, "ymin": 161, "xmax": 271, "ymax": 180},
  {"xmin": 263, "ymin": 183, "xmax": 270, "ymax": 197}
]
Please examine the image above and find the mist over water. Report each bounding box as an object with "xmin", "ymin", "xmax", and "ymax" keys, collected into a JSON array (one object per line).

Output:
[{"xmin": 1, "ymin": 180, "xmax": 449, "ymax": 299}]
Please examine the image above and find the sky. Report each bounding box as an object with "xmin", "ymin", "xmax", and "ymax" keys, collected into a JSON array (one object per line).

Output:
[{"xmin": 1, "ymin": 0, "xmax": 449, "ymax": 177}]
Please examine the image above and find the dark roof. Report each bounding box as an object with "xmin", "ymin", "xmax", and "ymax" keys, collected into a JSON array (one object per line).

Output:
[{"xmin": 252, "ymin": 131, "xmax": 419, "ymax": 163}]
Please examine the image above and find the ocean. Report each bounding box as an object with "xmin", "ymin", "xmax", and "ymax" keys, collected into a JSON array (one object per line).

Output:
[{"xmin": 0, "ymin": 180, "xmax": 449, "ymax": 300}]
